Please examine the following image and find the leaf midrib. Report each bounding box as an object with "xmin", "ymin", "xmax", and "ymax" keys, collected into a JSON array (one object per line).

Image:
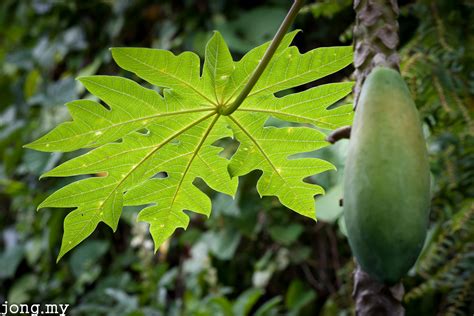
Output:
[
  {"xmin": 34, "ymin": 108, "xmax": 214, "ymax": 148},
  {"xmin": 170, "ymin": 114, "xmax": 220, "ymax": 207},
  {"xmin": 247, "ymin": 50, "xmax": 352, "ymax": 98},
  {"xmin": 117, "ymin": 50, "xmax": 218, "ymax": 106},
  {"xmin": 97, "ymin": 111, "xmax": 216, "ymax": 210},
  {"xmin": 228, "ymin": 116, "xmax": 284, "ymax": 180},
  {"xmin": 237, "ymin": 108, "xmax": 347, "ymax": 128},
  {"xmin": 63, "ymin": 112, "xmax": 216, "ymax": 249}
]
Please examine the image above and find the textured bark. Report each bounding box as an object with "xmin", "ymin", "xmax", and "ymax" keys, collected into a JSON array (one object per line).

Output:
[
  {"xmin": 352, "ymin": 0, "xmax": 405, "ymax": 315},
  {"xmin": 353, "ymin": 0, "xmax": 400, "ymax": 106},
  {"xmin": 353, "ymin": 263, "xmax": 405, "ymax": 315}
]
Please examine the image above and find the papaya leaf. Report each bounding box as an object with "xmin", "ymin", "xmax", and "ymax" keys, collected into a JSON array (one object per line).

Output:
[{"xmin": 25, "ymin": 31, "xmax": 353, "ymax": 260}]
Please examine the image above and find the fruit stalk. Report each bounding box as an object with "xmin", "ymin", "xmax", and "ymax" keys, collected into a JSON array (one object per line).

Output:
[{"xmin": 223, "ymin": 0, "xmax": 304, "ymax": 115}]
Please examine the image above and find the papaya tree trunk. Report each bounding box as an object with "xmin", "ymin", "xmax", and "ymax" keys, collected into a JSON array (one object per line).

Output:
[
  {"xmin": 353, "ymin": 0, "xmax": 400, "ymax": 104},
  {"xmin": 352, "ymin": 0, "xmax": 405, "ymax": 315}
]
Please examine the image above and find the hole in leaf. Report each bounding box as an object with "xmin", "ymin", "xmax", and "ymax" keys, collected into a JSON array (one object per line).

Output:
[
  {"xmin": 152, "ymin": 172, "xmax": 168, "ymax": 179},
  {"xmin": 111, "ymin": 138, "xmax": 123, "ymax": 144},
  {"xmin": 137, "ymin": 128, "xmax": 150, "ymax": 135},
  {"xmin": 264, "ymin": 116, "xmax": 295, "ymax": 128},
  {"xmin": 326, "ymin": 99, "xmax": 348, "ymax": 110},
  {"xmin": 274, "ymin": 88, "xmax": 295, "ymax": 98},
  {"xmin": 97, "ymin": 99, "xmax": 111, "ymax": 111},
  {"xmin": 212, "ymin": 137, "xmax": 238, "ymax": 159}
]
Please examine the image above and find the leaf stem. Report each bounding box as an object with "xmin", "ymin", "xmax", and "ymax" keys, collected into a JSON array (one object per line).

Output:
[{"xmin": 222, "ymin": 0, "xmax": 304, "ymax": 116}]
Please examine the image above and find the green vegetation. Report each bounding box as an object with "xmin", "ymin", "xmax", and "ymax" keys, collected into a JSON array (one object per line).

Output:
[
  {"xmin": 0, "ymin": 0, "xmax": 472, "ymax": 315},
  {"xmin": 26, "ymin": 30, "xmax": 353, "ymax": 260}
]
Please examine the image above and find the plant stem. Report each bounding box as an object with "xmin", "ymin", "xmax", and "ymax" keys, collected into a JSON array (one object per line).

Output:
[
  {"xmin": 222, "ymin": 0, "xmax": 304, "ymax": 116},
  {"xmin": 353, "ymin": 0, "xmax": 400, "ymax": 107}
]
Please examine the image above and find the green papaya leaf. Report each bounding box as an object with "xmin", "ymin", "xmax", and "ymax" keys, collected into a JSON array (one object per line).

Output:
[{"xmin": 26, "ymin": 31, "xmax": 353, "ymax": 260}]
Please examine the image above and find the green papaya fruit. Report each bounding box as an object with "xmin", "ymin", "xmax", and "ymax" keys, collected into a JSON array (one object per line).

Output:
[{"xmin": 344, "ymin": 67, "xmax": 431, "ymax": 284}]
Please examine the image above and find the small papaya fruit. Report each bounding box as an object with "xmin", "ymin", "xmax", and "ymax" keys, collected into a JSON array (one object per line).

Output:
[{"xmin": 344, "ymin": 67, "xmax": 431, "ymax": 284}]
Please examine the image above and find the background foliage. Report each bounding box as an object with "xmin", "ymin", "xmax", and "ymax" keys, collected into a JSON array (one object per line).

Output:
[{"xmin": 0, "ymin": 0, "xmax": 472, "ymax": 315}]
